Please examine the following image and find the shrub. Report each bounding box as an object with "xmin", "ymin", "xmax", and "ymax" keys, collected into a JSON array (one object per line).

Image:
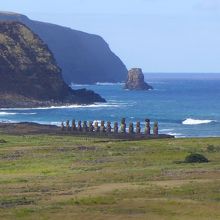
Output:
[
  {"xmin": 184, "ymin": 153, "xmax": 209, "ymax": 163},
  {"xmin": 0, "ymin": 139, "xmax": 7, "ymax": 144},
  {"xmin": 206, "ymin": 145, "xmax": 220, "ymax": 153},
  {"xmin": 207, "ymin": 145, "xmax": 215, "ymax": 152}
]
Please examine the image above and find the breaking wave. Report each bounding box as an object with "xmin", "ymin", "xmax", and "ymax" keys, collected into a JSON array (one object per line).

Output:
[
  {"xmin": 0, "ymin": 112, "xmax": 36, "ymax": 116},
  {"xmin": 182, "ymin": 118, "xmax": 216, "ymax": 125},
  {"xmin": 160, "ymin": 128, "xmax": 174, "ymax": 132},
  {"xmin": 167, "ymin": 132, "xmax": 184, "ymax": 137},
  {"xmin": 0, "ymin": 102, "xmax": 127, "ymax": 110},
  {"xmin": 70, "ymin": 83, "xmax": 91, "ymax": 87},
  {"xmin": 96, "ymin": 82, "xmax": 124, "ymax": 86},
  {"xmin": 70, "ymin": 82, "xmax": 124, "ymax": 87}
]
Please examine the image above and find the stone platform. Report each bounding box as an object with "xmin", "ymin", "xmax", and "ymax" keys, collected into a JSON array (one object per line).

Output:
[{"xmin": 60, "ymin": 118, "xmax": 175, "ymax": 140}]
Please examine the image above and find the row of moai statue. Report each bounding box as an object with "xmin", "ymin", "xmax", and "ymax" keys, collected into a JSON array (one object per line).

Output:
[{"xmin": 61, "ymin": 118, "xmax": 159, "ymax": 136}]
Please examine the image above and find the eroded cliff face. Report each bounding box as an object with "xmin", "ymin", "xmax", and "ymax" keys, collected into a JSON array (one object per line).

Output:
[
  {"xmin": 124, "ymin": 68, "xmax": 153, "ymax": 90},
  {"xmin": 0, "ymin": 12, "xmax": 128, "ymax": 84},
  {"xmin": 0, "ymin": 22, "xmax": 105, "ymax": 108}
]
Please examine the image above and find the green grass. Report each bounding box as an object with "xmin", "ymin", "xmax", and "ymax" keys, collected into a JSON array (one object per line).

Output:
[{"xmin": 0, "ymin": 135, "xmax": 220, "ymax": 220}]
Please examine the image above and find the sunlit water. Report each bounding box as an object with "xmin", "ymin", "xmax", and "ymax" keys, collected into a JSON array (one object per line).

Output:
[{"xmin": 1, "ymin": 74, "xmax": 220, "ymax": 137}]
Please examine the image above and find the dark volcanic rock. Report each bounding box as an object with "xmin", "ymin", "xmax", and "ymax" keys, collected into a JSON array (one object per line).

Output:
[
  {"xmin": 0, "ymin": 12, "xmax": 128, "ymax": 84},
  {"xmin": 124, "ymin": 68, "xmax": 153, "ymax": 90},
  {"xmin": 0, "ymin": 21, "xmax": 105, "ymax": 108}
]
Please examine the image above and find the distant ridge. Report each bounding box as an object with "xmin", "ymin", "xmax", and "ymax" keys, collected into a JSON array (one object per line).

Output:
[
  {"xmin": 144, "ymin": 73, "xmax": 220, "ymax": 79},
  {"xmin": 0, "ymin": 12, "xmax": 128, "ymax": 84}
]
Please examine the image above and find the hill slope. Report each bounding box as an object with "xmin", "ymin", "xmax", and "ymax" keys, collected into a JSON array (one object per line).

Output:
[
  {"xmin": 0, "ymin": 21, "xmax": 105, "ymax": 108},
  {"xmin": 0, "ymin": 12, "xmax": 128, "ymax": 84}
]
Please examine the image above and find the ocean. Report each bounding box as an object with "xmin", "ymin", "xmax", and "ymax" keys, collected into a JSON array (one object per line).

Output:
[{"xmin": 0, "ymin": 73, "xmax": 220, "ymax": 138}]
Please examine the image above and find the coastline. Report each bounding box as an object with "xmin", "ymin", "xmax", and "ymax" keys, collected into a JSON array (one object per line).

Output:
[
  {"xmin": 0, "ymin": 122, "xmax": 174, "ymax": 139},
  {"xmin": 1, "ymin": 121, "xmax": 220, "ymax": 139},
  {"xmin": 0, "ymin": 120, "xmax": 219, "ymax": 138},
  {"xmin": 0, "ymin": 94, "xmax": 106, "ymax": 109},
  {"xmin": 0, "ymin": 78, "xmax": 219, "ymax": 138}
]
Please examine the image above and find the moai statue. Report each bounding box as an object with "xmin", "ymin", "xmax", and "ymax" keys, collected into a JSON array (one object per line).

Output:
[
  {"xmin": 100, "ymin": 121, "xmax": 106, "ymax": 133},
  {"xmin": 153, "ymin": 122, "xmax": 159, "ymax": 136},
  {"xmin": 114, "ymin": 122, "xmax": 118, "ymax": 133},
  {"xmin": 145, "ymin": 119, "xmax": 151, "ymax": 136},
  {"xmin": 94, "ymin": 122, "xmax": 99, "ymax": 132},
  {"xmin": 77, "ymin": 120, "xmax": 82, "ymax": 132},
  {"xmin": 136, "ymin": 121, "xmax": 141, "ymax": 134},
  {"xmin": 129, "ymin": 122, "xmax": 134, "ymax": 134},
  {"xmin": 71, "ymin": 119, "xmax": 76, "ymax": 131},
  {"xmin": 106, "ymin": 121, "xmax": 112, "ymax": 133},
  {"xmin": 66, "ymin": 120, "xmax": 71, "ymax": 131},
  {"xmin": 82, "ymin": 121, "xmax": 88, "ymax": 133},
  {"xmin": 61, "ymin": 122, "xmax": 65, "ymax": 131},
  {"xmin": 88, "ymin": 121, "xmax": 94, "ymax": 132},
  {"xmin": 120, "ymin": 118, "xmax": 126, "ymax": 133}
]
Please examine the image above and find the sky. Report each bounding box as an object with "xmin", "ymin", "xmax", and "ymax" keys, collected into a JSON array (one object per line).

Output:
[{"xmin": 1, "ymin": 0, "xmax": 220, "ymax": 73}]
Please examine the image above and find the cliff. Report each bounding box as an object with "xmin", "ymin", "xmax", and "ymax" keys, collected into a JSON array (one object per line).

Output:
[
  {"xmin": 124, "ymin": 68, "xmax": 153, "ymax": 90},
  {"xmin": 0, "ymin": 12, "xmax": 128, "ymax": 84},
  {"xmin": 0, "ymin": 21, "xmax": 105, "ymax": 108}
]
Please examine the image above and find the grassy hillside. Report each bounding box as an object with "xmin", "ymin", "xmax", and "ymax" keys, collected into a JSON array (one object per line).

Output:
[{"xmin": 0, "ymin": 135, "xmax": 220, "ymax": 220}]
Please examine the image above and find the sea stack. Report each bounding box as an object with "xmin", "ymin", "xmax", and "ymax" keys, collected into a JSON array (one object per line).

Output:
[{"xmin": 124, "ymin": 68, "xmax": 153, "ymax": 90}]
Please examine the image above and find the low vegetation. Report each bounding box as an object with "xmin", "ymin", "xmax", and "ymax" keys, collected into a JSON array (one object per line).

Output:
[
  {"xmin": 0, "ymin": 135, "xmax": 220, "ymax": 220},
  {"xmin": 0, "ymin": 139, "xmax": 7, "ymax": 143},
  {"xmin": 184, "ymin": 153, "xmax": 209, "ymax": 163}
]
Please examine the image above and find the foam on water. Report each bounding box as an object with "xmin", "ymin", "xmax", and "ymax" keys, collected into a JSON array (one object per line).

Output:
[
  {"xmin": 167, "ymin": 132, "xmax": 185, "ymax": 138},
  {"xmin": 182, "ymin": 118, "xmax": 216, "ymax": 125},
  {"xmin": 96, "ymin": 82, "xmax": 124, "ymax": 86},
  {"xmin": 0, "ymin": 119, "xmax": 18, "ymax": 123},
  {"xmin": 0, "ymin": 112, "xmax": 36, "ymax": 116},
  {"xmin": 0, "ymin": 112, "xmax": 17, "ymax": 116},
  {"xmin": 1, "ymin": 77, "xmax": 220, "ymax": 137},
  {"xmin": 70, "ymin": 83, "xmax": 91, "ymax": 87},
  {"xmin": 160, "ymin": 129, "xmax": 174, "ymax": 132},
  {"xmin": 0, "ymin": 102, "xmax": 125, "ymax": 111}
]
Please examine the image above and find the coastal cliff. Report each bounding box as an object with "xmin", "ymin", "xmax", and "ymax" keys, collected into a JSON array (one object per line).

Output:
[
  {"xmin": 125, "ymin": 68, "xmax": 153, "ymax": 90},
  {"xmin": 0, "ymin": 22, "xmax": 105, "ymax": 108},
  {"xmin": 0, "ymin": 12, "xmax": 128, "ymax": 84}
]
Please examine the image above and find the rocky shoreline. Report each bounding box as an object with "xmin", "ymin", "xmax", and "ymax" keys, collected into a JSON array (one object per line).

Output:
[{"xmin": 0, "ymin": 92, "xmax": 105, "ymax": 109}]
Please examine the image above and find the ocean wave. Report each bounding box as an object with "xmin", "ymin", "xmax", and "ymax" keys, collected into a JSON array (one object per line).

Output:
[
  {"xmin": 0, "ymin": 119, "xmax": 62, "ymax": 126},
  {"xmin": 0, "ymin": 112, "xmax": 36, "ymax": 116},
  {"xmin": 96, "ymin": 82, "xmax": 124, "ymax": 86},
  {"xmin": 160, "ymin": 128, "xmax": 174, "ymax": 132},
  {"xmin": 147, "ymin": 81, "xmax": 167, "ymax": 84},
  {"xmin": 70, "ymin": 82, "xmax": 124, "ymax": 87},
  {"xmin": 0, "ymin": 119, "xmax": 18, "ymax": 123},
  {"xmin": 167, "ymin": 132, "xmax": 185, "ymax": 137},
  {"xmin": 34, "ymin": 121, "xmax": 62, "ymax": 126},
  {"xmin": 70, "ymin": 83, "xmax": 91, "ymax": 87},
  {"xmin": 152, "ymin": 89, "xmax": 166, "ymax": 91},
  {"xmin": 0, "ymin": 102, "xmax": 125, "ymax": 110},
  {"xmin": 182, "ymin": 118, "xmax": 216, "ymax": 125},
  {"xmin": 0, "ymin": 112, "xmax": 17, "ymax": 116}
]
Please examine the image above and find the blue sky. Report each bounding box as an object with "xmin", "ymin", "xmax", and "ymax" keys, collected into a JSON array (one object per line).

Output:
[{"xmin": 1, "ymin": 0, "xmax": 220, "ymax": 73}]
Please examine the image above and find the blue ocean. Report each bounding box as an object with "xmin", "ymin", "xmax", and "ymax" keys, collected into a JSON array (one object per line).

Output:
[{"xmin": 0, "ymin": 74, "xmax": 220, "ymax": 138}]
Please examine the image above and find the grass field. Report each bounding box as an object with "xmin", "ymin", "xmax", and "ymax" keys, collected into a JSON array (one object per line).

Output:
[{"xmin": 0, "ymin": 135, "xmax": 220, "ymax": 220}]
